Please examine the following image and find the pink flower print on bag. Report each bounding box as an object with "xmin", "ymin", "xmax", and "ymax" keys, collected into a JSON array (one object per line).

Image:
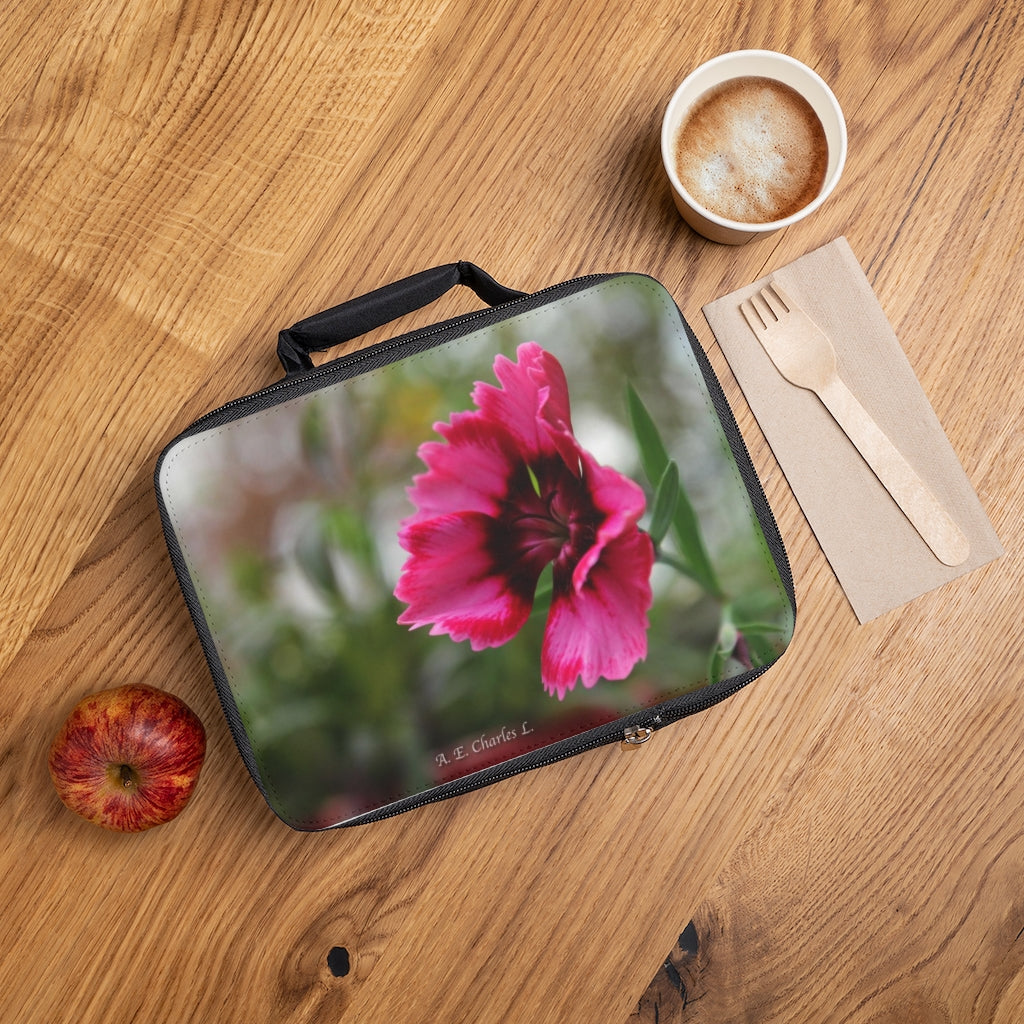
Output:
[{"xmin": 394, "ymin": 342, "xmax": 654, "ymax": 699}]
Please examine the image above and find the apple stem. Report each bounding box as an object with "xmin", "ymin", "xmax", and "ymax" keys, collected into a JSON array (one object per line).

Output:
[{"xmin": 119, "ymin": 764, "xmax": 136, "ymax": 789}]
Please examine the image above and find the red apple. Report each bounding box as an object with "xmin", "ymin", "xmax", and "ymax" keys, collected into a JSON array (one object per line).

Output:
[{"xmin": 48, "ymin": 683, "xmax": 206, "ymax": 832}]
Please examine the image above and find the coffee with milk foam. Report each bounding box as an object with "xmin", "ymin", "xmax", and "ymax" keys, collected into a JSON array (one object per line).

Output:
[{"xmin": 673, "ymin": 76, "xmax": 828, "ymax": 224}]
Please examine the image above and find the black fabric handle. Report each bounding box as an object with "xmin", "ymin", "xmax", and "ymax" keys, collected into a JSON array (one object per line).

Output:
[{"xmin": 276, "ymin": 261, "xmax": 527, "ymax": 375}]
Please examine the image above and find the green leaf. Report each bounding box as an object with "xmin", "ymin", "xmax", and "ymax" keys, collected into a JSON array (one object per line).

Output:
[
  {"xmin": 626, "ymin": 381, "xmax": 723, "ymax": 596},
  {"xmin": 526, "ymin": 463, "xmax": 542, "ymax": 498},
  {"xmin": 626, "ymin": 380, "xmax": 670, "ymax": 486},
  {"xmin": 707, "ymin": 607, "xmax": 741, "ymax": 683},
  {"xmin": 743, "ymin": 631, "xmax": 778, "ymax": 667},
  {"xmin": 730, "ymin": 620, "xmax": 785, "ymax": 637},
  {"xmin": 655, "ymin": 551, "xmax": 700, "ymax": 580},
  {"xmin": 648, "ymin": 460, "xmax": 680, "ymax": 546},
  {"xmin": 670, "ymin": 476, "xmax": 722, "ymax": 596},
  {"xmin": 322, "ymin": 505, "xmax": 376, "ymax": 568},
  {"xmin": 529, "ymin": 563, "xmax": 554, "ymax": 618},
  {"xmin": 707, "ymin": 646, "xmax": 727, "ymax": 685},
  {"xmin": 731, "ymin": 619, "xmax": 784, "ymax": 667}
]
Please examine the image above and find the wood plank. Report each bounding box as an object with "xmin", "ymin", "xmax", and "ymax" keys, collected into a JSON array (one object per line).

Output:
[
  {"xmin": 0, "ymin": 0, "xmax": 456, "ymax": 674},
  {"xmin": 630, "ymin": 3, "xmax": 1024, "ymax": 1014}
]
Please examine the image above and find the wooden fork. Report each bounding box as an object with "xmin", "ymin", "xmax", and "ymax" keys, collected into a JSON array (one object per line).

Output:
[{"xmin": 740, "ymin": 280, "xmax": 970, "ymax": 567}]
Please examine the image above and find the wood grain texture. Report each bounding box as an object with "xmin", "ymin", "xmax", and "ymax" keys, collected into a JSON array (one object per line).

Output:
[{"xmin": 1, "ymin": 0, "xmax": 1021, "ymax": 1021}]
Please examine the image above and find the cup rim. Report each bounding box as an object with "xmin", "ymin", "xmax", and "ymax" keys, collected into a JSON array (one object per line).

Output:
[{"xmin": 661, "ymin": 50, "xmax": 848, "ymax": 235}]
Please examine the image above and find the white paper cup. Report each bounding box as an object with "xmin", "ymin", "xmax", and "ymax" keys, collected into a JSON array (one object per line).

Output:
[{"xmin": 661, "ymin": 51, "xmax": 847, "ymax": 244}]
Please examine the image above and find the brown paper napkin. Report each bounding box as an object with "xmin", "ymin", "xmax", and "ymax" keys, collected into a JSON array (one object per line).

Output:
[{"xmin": 703, "ymin": 237, "xmax": 1003, "ymax": 623}]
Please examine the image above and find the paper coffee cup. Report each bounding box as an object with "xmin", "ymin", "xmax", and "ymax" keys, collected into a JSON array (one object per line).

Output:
[{"xmin": 661, "ymin": 51, "xmax": 847, "ymax": 244}]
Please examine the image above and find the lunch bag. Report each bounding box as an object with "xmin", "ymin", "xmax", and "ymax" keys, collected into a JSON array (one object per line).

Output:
[{"xmin": 155, "ymin": 263, "xmax": 795, "ymax": 829}]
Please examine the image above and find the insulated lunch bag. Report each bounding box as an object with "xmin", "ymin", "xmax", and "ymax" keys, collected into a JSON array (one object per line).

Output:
[{"xmin": 155, "ymin": 263, "xmax": 795, "ymax": 829}]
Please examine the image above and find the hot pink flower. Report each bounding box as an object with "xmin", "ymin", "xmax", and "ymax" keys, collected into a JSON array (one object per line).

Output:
[{"xmin": 394, "ymin": 342, "xmax": 654, "ymax": 698}]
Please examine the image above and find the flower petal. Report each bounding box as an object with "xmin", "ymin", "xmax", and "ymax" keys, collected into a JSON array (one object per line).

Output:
[
  {"xmin": 541, "ymin": 527, "xmax": 655, "ymax": 698},
  {"xmin": 396, "ymin": 512, "xmax": 536, "ymax": 650},
  {"xmin": 569, "ymin": 450, "xmax": 648, "ymax": 592},
  {"xmin": 401, "ymin": 411, "xmax": 520, "ymax": 528},
  {"xmin": 471, "ymin": 342, "xmax": 573, "ymax": 462}
]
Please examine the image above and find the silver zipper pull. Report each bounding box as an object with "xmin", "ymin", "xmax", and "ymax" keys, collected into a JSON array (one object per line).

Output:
[{"xmin": 621, "ymin": 725, "xmax": 655, "ymax": 748}]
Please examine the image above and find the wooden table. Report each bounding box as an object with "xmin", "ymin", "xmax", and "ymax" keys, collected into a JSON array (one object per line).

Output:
[{"xmin": 3, "ymin": 1, "xmax": 1021, "ymax": 1021}]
